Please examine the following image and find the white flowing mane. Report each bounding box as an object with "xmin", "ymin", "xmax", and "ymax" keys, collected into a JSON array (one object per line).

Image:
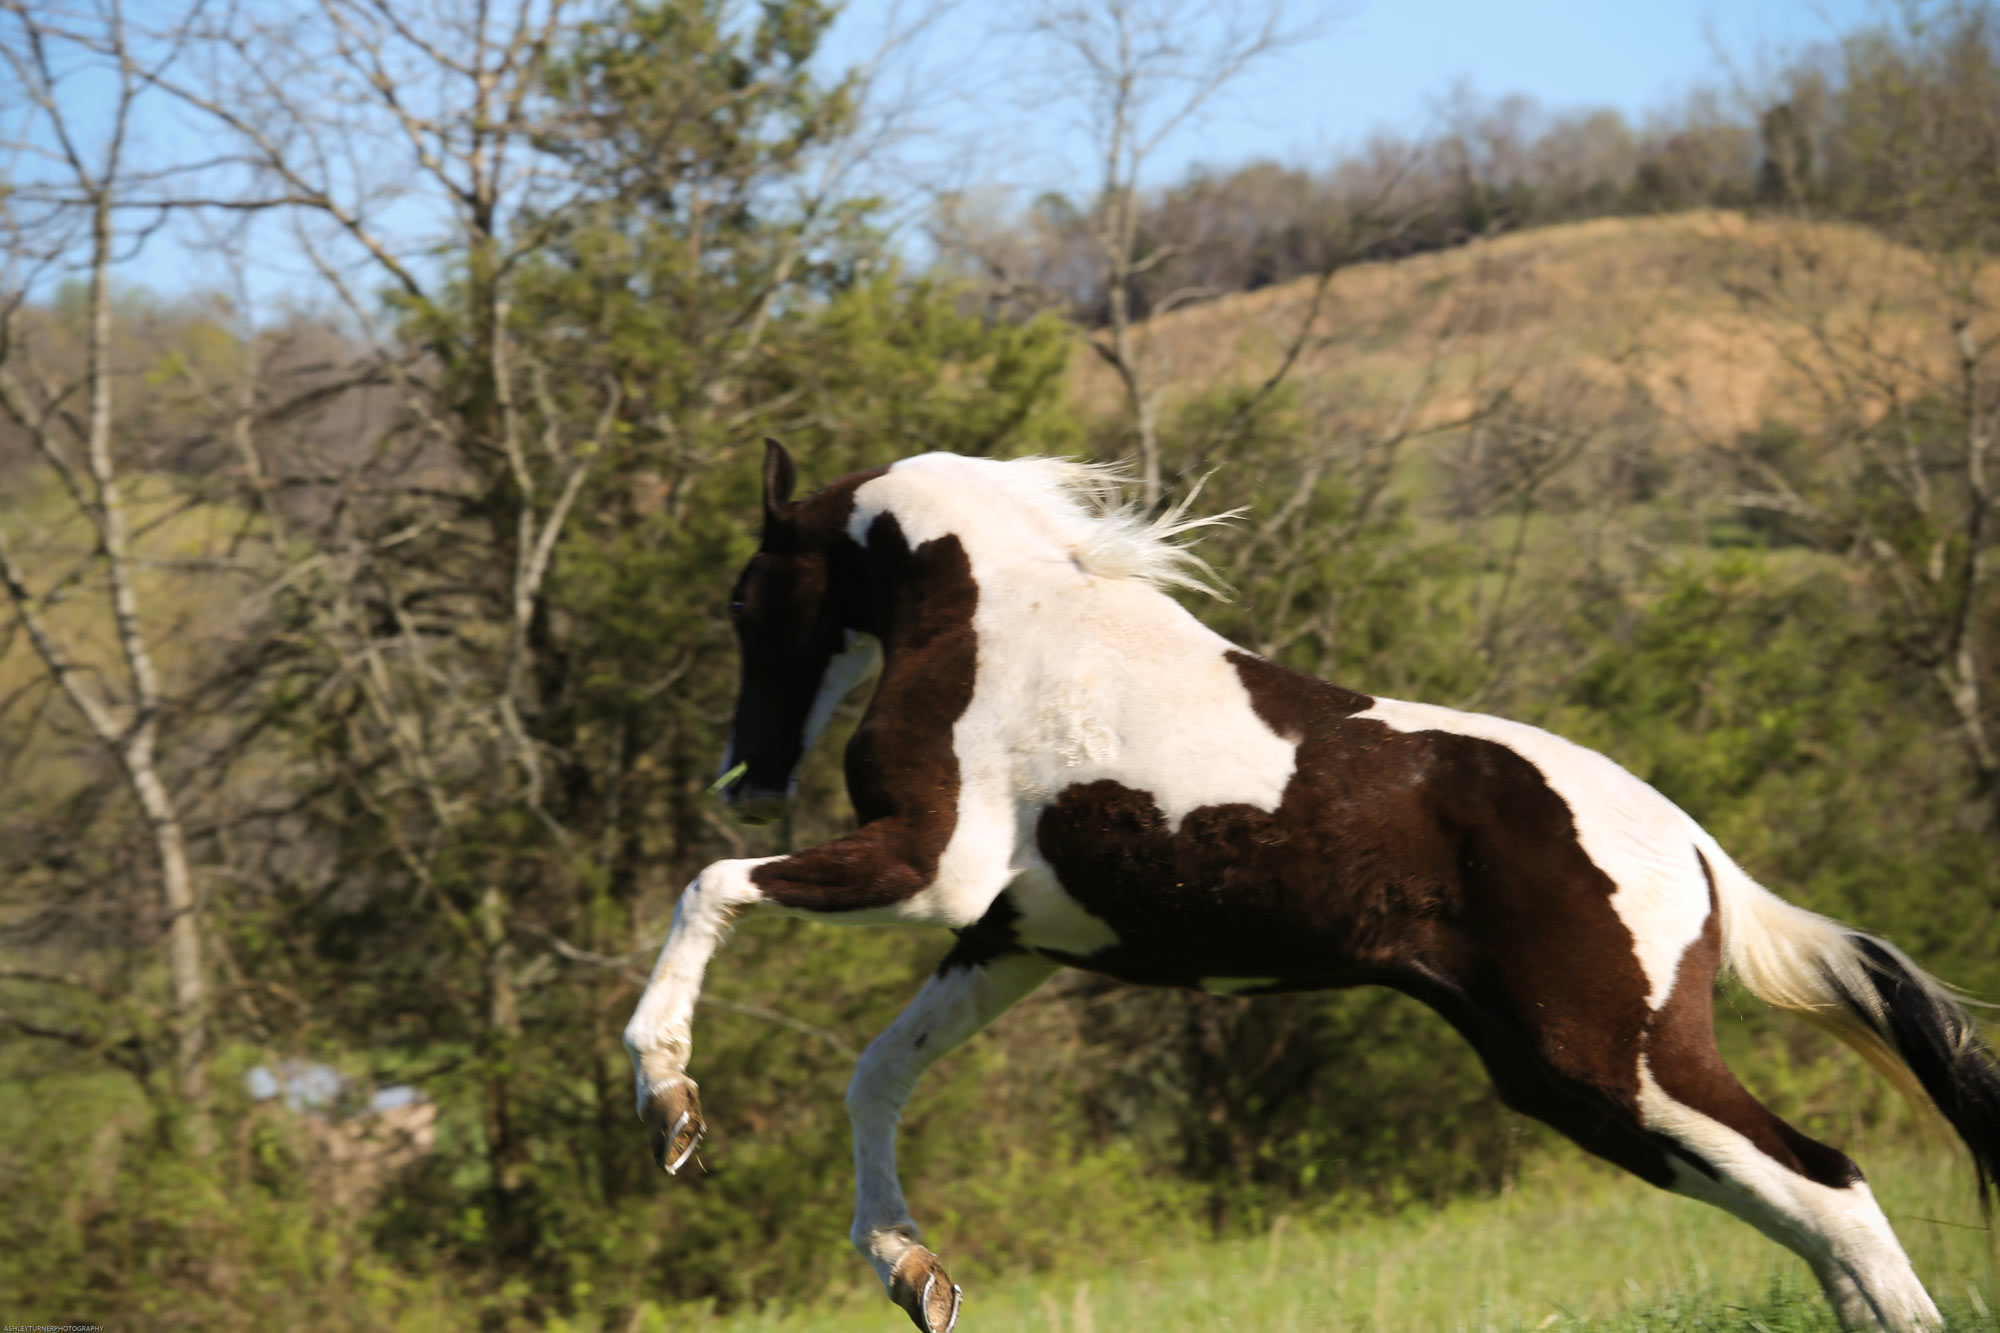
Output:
[{"xmin": 972, "ymin": 456, "xmax": 1238, "ymax": 599}]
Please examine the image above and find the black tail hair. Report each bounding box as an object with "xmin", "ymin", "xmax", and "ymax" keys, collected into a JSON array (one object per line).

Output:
[{"xmin": 1844, "ymin": 935, "xmax": 2000, "ymax": 1208}]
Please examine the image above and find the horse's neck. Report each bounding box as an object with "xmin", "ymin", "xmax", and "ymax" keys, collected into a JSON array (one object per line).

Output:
[
  {"xmin": 885, "ymin": 555, "xmax": 1228, "ymax": 696},
  {"xmin": 904, "ymin": 560, "xmax": 1296, "ymax": 822}
]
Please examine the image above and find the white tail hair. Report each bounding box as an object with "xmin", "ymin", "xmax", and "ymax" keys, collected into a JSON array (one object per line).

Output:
[
  {"xmin": 1707, "ymin": 839, "xmax": 2000, "ymax": 1198},
  {"xmin": 1713, "ymin": 854, "xmax": 1927, "ymax": 1099}
]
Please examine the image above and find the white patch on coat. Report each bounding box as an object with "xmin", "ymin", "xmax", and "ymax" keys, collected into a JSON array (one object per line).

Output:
[
  {"xmin": 992, "ymin": 579, "xmax": 1295, "ymax": 829},
  {"xmin": 1356, "ymin": 697, "xmax": 1709, "ymax": 1008},
  {"xmin": 1638, "ymin": 1062, "xmax": 1940, "ymax": 1331},
  {"xmin": 1034, "ymin": 678, "xmax": 1119, "ymax": 769},
  {"xmin": 1004, "ymin": 860, "xmax": 1120, "ymax": 956},
  {"xmin": 835, "ymin": 457, "xmax": 1297, "ymax": 936},
  {"xmin": 803, "ymin": 630, "xmax": 880, "ymax": 755}
]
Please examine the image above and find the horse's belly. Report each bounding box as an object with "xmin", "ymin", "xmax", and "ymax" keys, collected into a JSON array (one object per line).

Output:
[
  {"xmin": 1003, "ymin": 862, "xmax": 1124, "ymax": 957},
  {"xmin": 1002, "ymin": 786, "xmax": 1440, "ymax": 988},
  {"xmin": 1024, "ymin": 921, "xmax": 1400, "ymax": 993},
  {"xmin": 1001, "ymin": 854, "xmax": 1356, "ymax": 973},
  {"xmin": 998, "ymin": 861, "xmax": 1362, "ymax": 987}
]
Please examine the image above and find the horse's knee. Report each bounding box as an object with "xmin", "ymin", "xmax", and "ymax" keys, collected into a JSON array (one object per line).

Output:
[
  {"xmin": 845, "ymin": 1046, "xmax": 882, "ymax": 1120},
  {"xmin": 682, "ymin": 857, "xmax": 767, "ymax": 917}
]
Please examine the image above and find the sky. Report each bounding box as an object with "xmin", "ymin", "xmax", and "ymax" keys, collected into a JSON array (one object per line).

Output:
[
  {"xmin": 820, "ymin": 0, "xmax": 1880, "ymax": 194},
  {"xmin": 65, "ymin": 0, "xmax": 1884, "ymax": 305}
]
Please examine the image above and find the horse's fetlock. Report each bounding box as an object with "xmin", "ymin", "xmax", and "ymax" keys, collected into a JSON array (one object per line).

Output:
[
  {"xmin": 855, "ymin": 1220, "xmax": 921, "ymax": 1264},
  {"xmin": 850, "ymin": 1217, "xmax": 910, "ymax": 1257}
]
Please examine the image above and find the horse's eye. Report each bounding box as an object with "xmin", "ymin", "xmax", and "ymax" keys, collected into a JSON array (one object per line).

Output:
[{"xmin": 729, "ymin": 598, "xmax": 746, "ymax": 619}]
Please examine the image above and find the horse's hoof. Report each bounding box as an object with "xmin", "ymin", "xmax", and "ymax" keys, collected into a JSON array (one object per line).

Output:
[
  {"xmin": 889, "ymin": 1247, "xmax": 961, "ymax": 1333},
  {"xmin": 643, "ymin": 1077, "xmax": 704, "ymax": 1175}
]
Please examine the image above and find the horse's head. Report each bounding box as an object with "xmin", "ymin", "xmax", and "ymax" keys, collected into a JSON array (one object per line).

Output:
[{"xmin": 716, "ymin": 440, "xmax": 880, "ymax": 823}]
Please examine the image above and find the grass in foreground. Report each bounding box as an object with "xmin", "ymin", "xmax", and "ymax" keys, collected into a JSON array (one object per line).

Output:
[{"xmin": 659, "ymin": 1142, "xmax": 1998, "ymax": 1333}]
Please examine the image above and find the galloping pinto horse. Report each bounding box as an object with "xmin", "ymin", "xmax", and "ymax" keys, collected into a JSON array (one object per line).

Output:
[{"xmin": 625, "ymin": 443, "xmax": 2000, "ymax": 1333}]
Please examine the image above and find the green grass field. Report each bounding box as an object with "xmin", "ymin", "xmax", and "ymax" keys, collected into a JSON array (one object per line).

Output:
[{"xmin": 656, "ymin": 1141, "xmax": 1998, "ymax": 1333}]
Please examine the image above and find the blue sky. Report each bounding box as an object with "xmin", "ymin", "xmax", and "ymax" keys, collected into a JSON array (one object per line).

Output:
[
  {"xmin": 86, "ymin": 0, "xmax": 1880, "ymax": 303},
  {"xmin": 821, "ymin": 0, "xmax": 1879, "ymax": 192}
]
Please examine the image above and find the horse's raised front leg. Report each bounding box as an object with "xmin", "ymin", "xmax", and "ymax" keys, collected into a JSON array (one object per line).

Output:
[
  {"xmin": 849, "ymin": 948, "xmax": 1057, "ymax": 1333},
  {"xmin": 622, "ymin": 820, "xmax": 1000, "ymax": 1174},
  {"xmin": 622, "ymin": 856, "xmax": 780, "ymax": 1172}
]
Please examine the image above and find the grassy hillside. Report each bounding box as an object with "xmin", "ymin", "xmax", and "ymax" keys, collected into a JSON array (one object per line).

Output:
[{"xmin": 1069, "ymin": 211, "xmax": 1975, "ymax": 445}]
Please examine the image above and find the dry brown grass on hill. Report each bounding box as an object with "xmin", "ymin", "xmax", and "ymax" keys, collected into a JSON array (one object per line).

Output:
[{"xmin": 1068, "ymin": 211, "xmax": 1985, "ymax": 450}]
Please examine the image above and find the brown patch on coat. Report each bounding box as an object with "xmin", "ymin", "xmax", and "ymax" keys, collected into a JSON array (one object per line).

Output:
[
  {"xmin": 1403, "ymin": 975, "xmax": 1679, "ymax": 1188},
  {"xmin": 1041, "ymin": 655, "xmax": 1653, "ymax": 1088},
  {"xmin": 746, "ymin": 485, "xmax": 980, "ymax": 913},
  {"xmin": 1642, "ymin": 852, "xmax": 1863, "ymax": 1189},
  {"xmin": 1036, "ymin": 650, "xmax": 1681, "ymax": 1175}
]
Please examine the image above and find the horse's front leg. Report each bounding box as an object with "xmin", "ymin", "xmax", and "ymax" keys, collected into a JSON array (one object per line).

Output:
[
  {"xmin": 622, "ymin": 856, "xmax": 778, "ymax": 1172},
  {"xmin": 622, "ymin": 821, "xmax": 993, "ymax": 1173},
  {"xmin": 849, "ymin": 948, "xmax": 1057, "ymax": 1333}
]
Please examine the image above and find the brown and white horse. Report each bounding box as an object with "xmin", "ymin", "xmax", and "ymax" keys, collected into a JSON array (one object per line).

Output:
[{"xmin": 624, "ymin": 443, "xmax": 2000, "ymax": 1333}]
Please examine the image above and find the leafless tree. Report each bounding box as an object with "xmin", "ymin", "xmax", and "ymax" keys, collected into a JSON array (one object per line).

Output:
[
  {"xmin": 1014, "ymin": 0, "xmax": 1333, "ymax": 505},
  {"xmin": 0, "ymin": 0, "xmax": 218, "ymax": 1145},
  {"xmin": 1685, "ymin": 8, "xmax": 2000, "ymax": 827}
]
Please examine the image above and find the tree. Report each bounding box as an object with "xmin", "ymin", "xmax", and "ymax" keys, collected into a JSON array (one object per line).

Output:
[
  {"xmin": 1010, "ymin": 0, "xmax": 1330, "ymax": 506},
  {"xmin": 0, "ymin": 0, "xmax": 219, "ymax": 1148},
  {"xmin": 2, "ymin": 1, "xmax": 1080, "ymax": 1319},
  {"xmin": 107, "ymin": 0, "xmax": 1085, "ymax": 1312},
  {"xmin": 1706, "ymin": 2, "xmax": 2000, "ymax": 829}
]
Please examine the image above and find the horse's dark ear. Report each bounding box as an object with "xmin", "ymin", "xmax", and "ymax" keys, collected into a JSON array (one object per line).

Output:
[{"xmin": 762, "ymin": 438, "xmax": 797, "ymax": 517}]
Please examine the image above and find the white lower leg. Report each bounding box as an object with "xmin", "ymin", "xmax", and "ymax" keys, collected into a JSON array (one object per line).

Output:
[
  {"xmin": 1647, "ymin": 1079, "xmax": 1939, "ymax": 1332},
  {"xmin": 622, "ymin": 857, "xmax": 773, "ymax": 1111},
  {"xmin": 1809, "ymin": 1181, "xmax": 1941, "ymax": 1332},
  {"xmin": 1668, "ymin": 1160, "xmax": 1918, "ymax": 1330},
  {"xmin": 847, "ymin": 955, "xmax": 1057, "ymax": 1287},
  {"xmin": 1813, "ymin": 1256, "xmax": 1892, "ymax": 1331}
]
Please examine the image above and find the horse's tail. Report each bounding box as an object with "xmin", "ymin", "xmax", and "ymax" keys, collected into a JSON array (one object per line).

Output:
[{"xmin": 1706, "ymin": 842, "xmax": 2000, "ymax": 1203}]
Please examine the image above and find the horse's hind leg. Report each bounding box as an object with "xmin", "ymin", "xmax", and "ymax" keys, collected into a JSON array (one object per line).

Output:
[
  {"xmin": 1636, "ymin": 940, "xmax": 1940, "ymax": 1332},
  {"xmin": 1434, "ymin": 918, "xmax": 1940, "ymax": 1333},
  {"xmin": 848, "ymin": 948, "xmax": 1056, "ymax": 1333},
  {"xmin": 1638, "ymin": 1078, "xmax": 1931, "ymax": 1330}
]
